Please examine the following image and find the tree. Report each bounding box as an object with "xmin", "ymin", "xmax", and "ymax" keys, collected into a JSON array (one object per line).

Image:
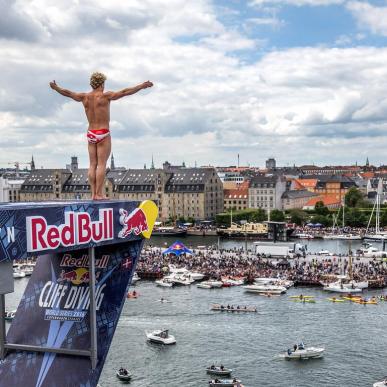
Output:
[
  {"xmin": 380, "ymin": 210, "xmax": 387, "ymax": 227},
  {"xmin": 345, "ymin": 208, "xmax": 367, "ymax": 227},
  {"xmin": 270, "ymin": 209, "xmax": 285, "ymax": 222},
  {"xmin": 310, "ymin": 214, "xmax": 330, "ymax": 226},
  {"xmin": 289, "ymin": 209, "xmax": 307, "ymax": 226},
  {"xmin": 345, "ymin": 187, "xmax": 365, "ymax": 208},
  {"xmin": 315, "ymin": 201, "xmax": 330, "ymax": 216},
  {"xmin": 250, "ymin": 208, "xmax": 267, "ymax": 222}
]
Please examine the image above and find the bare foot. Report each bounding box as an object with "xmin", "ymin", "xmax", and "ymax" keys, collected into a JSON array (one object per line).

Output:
[{"xmin": 94, "ymin": 195, "xmax": 109, "ymax": 200}]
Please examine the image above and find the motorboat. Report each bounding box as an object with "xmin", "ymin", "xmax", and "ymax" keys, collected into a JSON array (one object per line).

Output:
[
  {"xmin": 318, "ymin": 250, "xmax": 332, "ymax": 256},
  {"xmin": 294, "ymin": 233, "xmax": 314, "ymax": 239},
  {"xmin": 323, "ymin": 283, "xmax": 362, "ymax": 294},
  {"xmin": 210, "ymin": 304, "xmax": 257, "ymax": 313},
  {"xmin": 283, "ymin": 343, "xmax": 325, "ymax": 360},
  {"xmin": 13, "ymin": 269, "xmax": 26, "ymax": 279},
  {"xmin": 131, "ymin": 272, "xmax": 140, "ymax": 284},
  {"xmin": 116, "ymin": 368, "xmax": 132, "ymax": 381},
  {"xmin": 5, "ymin": 310, "xmax": 16, "ymax": 321},
  {"xmin": 206, "ymin": 365, "xmax": 232, "ymax": 376},
  {"xmin": 374, "ymin": 378, "xmax": 387, "ymax": 387},
  {"xmin": 254, "ymin": 278, "xmax": 293, "ymax": 289},
  {"xmin": 155, "ymin": 279, "xmax": 174, "ymax": 288},
  {"xmin": 358, "ymin": 246, "xmax": 387, "ymax": 258},
  {"xmin": 15, "ymin": 264, "xmax": 34, "ymax": 276},
  {"xmin": 243, "ymin": 284, "xmax": 287, "ymax": 294},
  {"xmin": 190, "ymin": 272, "xmax": 205, "ymax": 281},
  {"xmin": 145, "ymin": 329, "xmax": 176, "ymax": 345},
  {"xmin": 208, "ymin": 379, "xmax": 242, "ymax": 387},
  {"xmin": 222, "ymin": 279, "xmax": 244, "ymax": 286},
  {"xmin": 197, "ymin": 280, "xmax": 223, "ymax": 289},
  {"xmin": 324, "ymin": 233, "xmax": 361, "ymax": 240}
]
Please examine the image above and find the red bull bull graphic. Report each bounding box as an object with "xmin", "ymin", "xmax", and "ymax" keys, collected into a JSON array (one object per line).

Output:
[{"xmin": 118, "ymin": 208, "xmax": 149, "ymax": 238}]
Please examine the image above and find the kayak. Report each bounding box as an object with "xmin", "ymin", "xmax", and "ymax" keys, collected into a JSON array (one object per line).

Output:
[
  {"xmin": 292, "ymin": 299, "xmax": 316, "ymax": 303},
  {"xmin": 343, "ymin": 296, "xmax": 361, "ymax": 302},
  {"xmin": 289, "ymin": 295, "xmax": 314, "ymax": 299},
  {"xmin": 354, "ymin": 300, "xmax": 378, "ymax": 305},
  {"xmin": 327, "ymin": 298, "xmax": 345, "ymax": 303}
]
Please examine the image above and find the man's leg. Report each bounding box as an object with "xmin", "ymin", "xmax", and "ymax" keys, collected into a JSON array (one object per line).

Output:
[
  {"xmin": 95, "ymin": 136, "xmax": 111, "ymax": 199},
  {"xmin": 88, "ymin": 143, "xmax": 98, "ymax": 199}
]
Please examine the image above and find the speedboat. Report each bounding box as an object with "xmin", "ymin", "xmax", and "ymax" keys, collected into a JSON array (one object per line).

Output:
[
  {"xmin": 208, "ymin": 379, "xmax": 242, "ymax": 386},
  {"xmin": 145, "ymin": 329, "xmax": 176, "ymax": 345},
  {"xmin": 13, "ymin": 270, "xmax": 26, "ymax": 279},
  {"xmin": 116, "ymin": 368, "xmax": 132, "ymax": 381},
  {"xmin": 155, "ymin": 279, "xmax": 174, "ymax": 288},
  {"xmin": 197, "ymin": 280, "xmax": 223, "ymax": 289},
  {"xmin": 5, "ymin": 310, "xmax": 16, "ymax": 321},
  {"xmin": 131, "ymin": 272, "xmax": 140, "ymax": 284},
  {"xmin": 283, "ymin": 343, "xmax": 325, "ymax": 360},
  {"xmin": 190, "ymin": 272, "xmax": 205, "ymax": 281},
  {"xmin": 197, "ymin": 282, "xmax": 212, "ymax": 289},
  {"xmin": 243, "ymin": 284, "xmax": 287, "ymax": 294},
  {"xmin": 206, "ymin": 366, "xmax": 232, "ymax": 376},
  {"xmin": 374, "ymin": 379, "xmax": 387, "ymax": 387}
]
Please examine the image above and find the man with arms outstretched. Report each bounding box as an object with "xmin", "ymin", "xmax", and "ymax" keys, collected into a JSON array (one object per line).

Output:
[{"xmin": 50, "ymin": 72, "xmax": 153, "ymax": 200}]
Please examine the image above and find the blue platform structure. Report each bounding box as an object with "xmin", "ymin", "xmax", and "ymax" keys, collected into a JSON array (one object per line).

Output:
[{"xmin": 0, "ymin": 199, "xmax": 157, "ymax": 387}]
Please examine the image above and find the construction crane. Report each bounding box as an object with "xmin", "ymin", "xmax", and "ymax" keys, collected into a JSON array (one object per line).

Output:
[{"xmin": 7, "ymin": 161, "xmax": 32, "ymax": 170}]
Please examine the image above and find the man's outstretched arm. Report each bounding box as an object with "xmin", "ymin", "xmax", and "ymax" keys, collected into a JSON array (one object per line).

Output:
[
  {"xmin": 49, "ymin": 80, "xmax": 85, "ymax": 102},
  {"xmin": 106, "ymin": 81, "xmax": 153, "ymax": 101}
]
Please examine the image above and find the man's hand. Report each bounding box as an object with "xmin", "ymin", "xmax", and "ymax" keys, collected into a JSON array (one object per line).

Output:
[
  {"xmin": 49, "ymin": 80, "xmax": 58, "ymax": 90},
  {"xmin": 142, "ymin": 81, "xmax": 153, "ymax": 89}
]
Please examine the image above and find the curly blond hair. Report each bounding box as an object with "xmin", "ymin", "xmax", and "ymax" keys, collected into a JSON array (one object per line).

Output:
[{"xmin": 90, "ymin": 72, "xmax": 107, "ymax": 89}]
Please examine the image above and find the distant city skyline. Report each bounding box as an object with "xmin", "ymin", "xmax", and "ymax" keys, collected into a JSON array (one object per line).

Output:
[{"xmin": 2, "ymin": 1, "xmax": 387, "ymax": 167}]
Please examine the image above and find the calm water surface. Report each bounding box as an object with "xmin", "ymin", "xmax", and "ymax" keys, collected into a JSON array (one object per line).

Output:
[{"xmin": 6, "ymin": 237, "xmax": 387, "ymax": 387}]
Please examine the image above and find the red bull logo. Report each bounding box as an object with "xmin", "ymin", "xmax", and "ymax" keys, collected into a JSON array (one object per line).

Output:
[
  {"xmin": 58, "ymin": 268, "xmax": 101, "ymax": 285},
  {"xmin": 118, "ymin": 208, "xmax": 148, "ymax": 238},
  {"xmin": 26, "ymin": 209, "xmax": 114, "ymax": 252}
]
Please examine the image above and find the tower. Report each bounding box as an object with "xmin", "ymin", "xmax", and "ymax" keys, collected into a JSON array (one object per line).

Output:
[
  {"xmin": 110, "ymin": 153, "xmax": 115, "ymax": 170},
  {"xmin": 151, "ymin": 154, "xmax": 155, "ymax": 169},
  {"xmin": 31, "ymin": 155, "xmax": 35, "ymax": 171},
  {"xmin": 71, "ymin": 156, "xmax": 78, "ymax": 172}
]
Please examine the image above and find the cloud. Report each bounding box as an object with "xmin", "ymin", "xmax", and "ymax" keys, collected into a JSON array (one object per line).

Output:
[
  {"xmin": 1, "ymin": 0, "xmax": 387, "ymax": 169},
  {"xmin": 249, "ymin": 0, "xmax": 345, "ymax": 7},
  {"xmin": 347, "ymin": 1, "xmax": 387, "ymax": 36}
]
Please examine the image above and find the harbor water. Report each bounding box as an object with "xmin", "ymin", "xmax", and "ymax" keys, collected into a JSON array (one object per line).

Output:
[{"xmin": 6, "ymin": 237, "xmax": 387, "ymax": 387}]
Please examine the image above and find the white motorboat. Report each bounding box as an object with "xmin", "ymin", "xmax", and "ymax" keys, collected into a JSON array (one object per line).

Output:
[
  {"xmin": 318, "ymin": 250, "xmax": 332, "ymax": 256},
  {"xmin": 223, "ymin": 279, "xmax": 244, "ymax": 286},
  {"xmin": 197, "ymin": 283, "xmax": 212, "ymax": 289},
  {"xmin": 209, "ymin": 379, "xmax": 242, "ymax": 387},
  {"xmin": 5, "ymin": 310, "xmax": 16, "ymax": 321},
  {"xmin": 116, "ymin": 368, "xmax": 132, "ymax": 381},
  {"xmin": 206, "ymin": 366, "xmax": 232, "ymax": 376},
  {"xmin": 190, "ymin": 272, "xmax": 205, "ymax": 281},
  {"xmin": 197, "ymin": 280, "xmax": 223, "ymax": 289},
  {"xmin": 254, "ymin": 277, "xmax": 279, "ymax": 285},
  {"xmin": 358, "ymin": 246, "xmax": 387, "ymax": 258},
  {"xmin": 145, "ymin": 329, "xmax": 176, "ymax": 345},
  {"xmin": 155, "ymin": 279, "xmax": 174, "ymax": 288},
  {"xmin": 131, "ymin": 272, "xmax": 140, "ymax": 284},
  {"xmin": 15, "ymin": 264, "xmax": 34, "ymax": 276},
  {"xmin": 324, "ymin": 233, "xmax": 361, "ymax": 240},
  {"xmin": 243, "ymin": 284, "xmax": 287, "ymax": 294},
  {"xmin": 13, "ymin": 270, "xmax": 26, "ymax": 279},
  {"xmin": 294, "ymin": 233, "xmax": 314, "ymax": 239},
  {"xmin": 283, "ymin": 344, "xmax": 325, "ymax": 360},
  {"xmin": 374, "ymin": 379, "xmax": 387, "ymax": 387},
  {"xmin": 323, "ymin": 283, "xmax": 362, "ymax": 294}
]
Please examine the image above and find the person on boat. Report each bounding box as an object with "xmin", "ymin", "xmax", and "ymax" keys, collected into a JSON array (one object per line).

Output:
[
  {"xmin": 299, "ymin": 294, "xmax": 303, "ymax": 300},
  {"xmin": 210, "ymin": 364, "xmax": 216, "ymax": 370},
  {"xmin": 132, "ymin": 290, "xmax": 137, "ymax": 297},
  {"xmin": 237, "ymin": 305, "xmax": 240, "ymax": 310},
  {"xmin": 287, "ymin": 348, "xmax": 292, "ymax": 355},
  {"xmin": 220, "ymin": 364, "xmax": 224, "ymax": 370},
  {"xmin": 298, "ymin": 342, "xmax": 305, "ymax": 350},
  {"xmin": 220, "ymin": 305, "xmax": 224, "ymax": 309},
  {"xmin": 293, "ymin": 344, "xmax": 298, "ymax": 351}
]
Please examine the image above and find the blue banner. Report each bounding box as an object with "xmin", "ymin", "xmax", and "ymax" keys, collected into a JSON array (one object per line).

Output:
[{"xmin": 0, "ymin": 240, "xmax": 142, "ymax": 387}]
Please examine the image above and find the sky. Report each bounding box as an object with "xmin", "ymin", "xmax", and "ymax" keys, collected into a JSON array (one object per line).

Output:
[{"xmin": 2, "ymin": 0, "xmax": 387, "ymax": 169}]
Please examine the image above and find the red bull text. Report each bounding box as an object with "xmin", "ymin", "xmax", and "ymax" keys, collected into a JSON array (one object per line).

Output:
[{"xmin": 26, "ymin": 209, "xmax": 113, "ymax": 252}]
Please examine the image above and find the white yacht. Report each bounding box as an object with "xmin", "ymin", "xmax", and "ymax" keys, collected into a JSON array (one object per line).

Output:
[
  {"xmin": 197, "ymin": 280, "xmax": 223, "ymax": 289},
  {"xmin": 283, "ymin": 343, "xmax": 325, "ymax": 360},
  {"xmin": 145, "ymin": 329, "xmax": 176, "ymax": 345},
  {"xmin": 374, "ymin": 379, "xmax": 387, "ymax": 387},
  {"xmin": 155, "ymin": 278, "xmax": 174, "ymax": 288},
  {"xmin": 243, "ymin": 284, "xmax": 287, "ymax": 294}
]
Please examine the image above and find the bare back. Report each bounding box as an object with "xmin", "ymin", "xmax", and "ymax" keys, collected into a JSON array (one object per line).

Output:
[{"xmin": 82, "ymin": 91, "xmax": 111, "ymax": 130}]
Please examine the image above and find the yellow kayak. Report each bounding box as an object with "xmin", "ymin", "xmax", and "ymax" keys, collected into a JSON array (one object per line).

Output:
[
  {"xmin": 327, "ymin": 298, "xmax": 345, "ymax": 303},
  {"xmin": 354, "ymin": 300, "xmax": 378, "ymax": 305},
  {"xmin": 291, "ymin": 299, "xmax": 316, "ymax": 303},
  {"xmin": 289, "ymin": 295, "xmax": 314, "ymax": 299},
  {"xmin": 343, "ymin": 297, "xmax": 361, "ymax": 302}
]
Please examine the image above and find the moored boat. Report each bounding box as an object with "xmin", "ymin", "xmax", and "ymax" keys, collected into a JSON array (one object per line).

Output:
[
  {"xmin": 374, "ymin": 378, "xmax": 387, "ymax": 387},
  {"xmin": 243, "ymin": 284, "xmax": 287, "ymax": 294},
  {"xmin": 155, "ymin": 278, "xmax": 174, "ymax": 288}
]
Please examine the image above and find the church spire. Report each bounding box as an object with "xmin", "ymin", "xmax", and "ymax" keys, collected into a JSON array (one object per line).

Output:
[
  {"xmin": 31, "ymin": 155, "xmax": 35, "ymax": 171},
  {"xmin": 151, "ymin": 154, "xmax": 155, "ymax": 169},
  {"xmin": 110, "ymin": 153, "xmax": 115, "ymax": 170}
]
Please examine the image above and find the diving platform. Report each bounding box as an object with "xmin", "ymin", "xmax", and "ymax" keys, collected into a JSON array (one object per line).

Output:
[{"xmin": 0, "ymin": 199, "xmax": 157, "ymax": 387}]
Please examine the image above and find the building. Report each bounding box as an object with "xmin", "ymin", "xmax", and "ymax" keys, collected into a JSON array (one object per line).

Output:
[
  {"xmin": 266, "ymin": 158, "xmax": 276, "ymax": 170},
  {"xmin": 20, "ymin": 158, "xmax": 223, "ymax": 221},
  {"xmin": 224, "ymin": 188, "xmax": 249, "ymax": 211},
  {"xmin": 0, "ymin": 175, "xmax": 26, "ymax": 202},
  {"xmin": 303, "ymin": 194, "xmax": 342, "ymax": 210},
  {"xmin": 248, "ymin": 175, "xmax": 286, "ymax": 210},
  {"xmin": 282, "ymin": 190, "xmax": 318, "ymax": 210}
]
